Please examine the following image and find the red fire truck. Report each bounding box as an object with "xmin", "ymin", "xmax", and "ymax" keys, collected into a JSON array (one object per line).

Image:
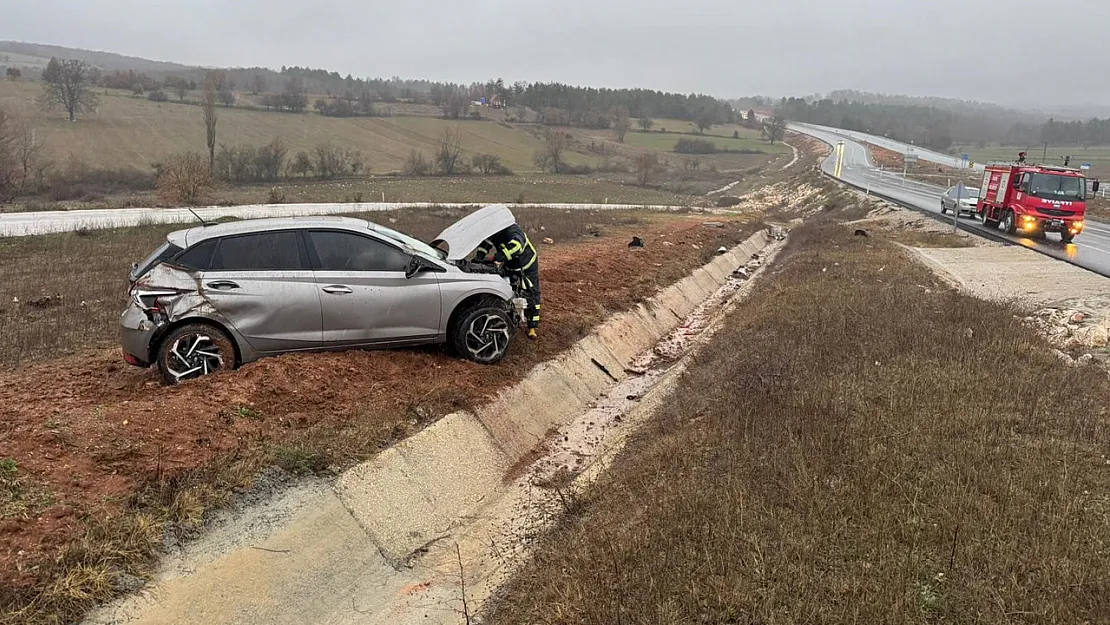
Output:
[{"xmin": 978, "ymin": 157, "xmax": 1099, "ymax": 243}]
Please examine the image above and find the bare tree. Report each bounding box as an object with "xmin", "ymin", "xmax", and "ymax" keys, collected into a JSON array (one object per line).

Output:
[
  {"xmin": 0, "ymin": 109, "xmax": 19, "ymax": 201},
  {"xmin": 202, "ymin": 73, "xmax": 219, "ymax": 170},
  {"xmin": 694, "ymin": 111, "xmax": 715, "ymax": 134},
  {"xmin": 218, "ymin": 90, "xmax": 236, "ymax": 107},
  {"xmin": 437, "ymin": 127, "xmax": 464, "ymax": 175},
  {"xmin": 534, "ymin": 130, "xmax": 568, "ymax": 173},
  {"xmin": 251, "ymin": 74, "xmax": 266, "ymax": 95},
  {"xmin": 638, "ymin": 117, "xmax": 654, "ymax": 132},
  {"xmin": 40, "ymin": 57, "xmax": 99, "ymax": 122},
  {"xmin": 762, "ymin": 115, "xmax": 787, "ymax": 145},
  {"xmin": 613, "ymin": 106, "xmax": 632, "ymax": 143},
  {"xmin": 5, "ymin": 67, "xmax": 21, "ymax": 81},
  {"xmin": 14, "ymin": 122, "xmax": 43, "ymax": 192},
  {"xmin": 633, "ymin": 152, "xmax": 664, "ymax": 186}
]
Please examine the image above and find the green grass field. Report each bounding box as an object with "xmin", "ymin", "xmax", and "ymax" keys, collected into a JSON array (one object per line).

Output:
[
  {"xmin": 626, "ymin": 130, "xmax": 789, "ymax": 154},
  {"xmin": 0, "ymin": 81, "xmax": 591, "ymax": 174},
  {"xmin": 958, "ymin": 145, "xmax": 1110, "ymax": 178}
]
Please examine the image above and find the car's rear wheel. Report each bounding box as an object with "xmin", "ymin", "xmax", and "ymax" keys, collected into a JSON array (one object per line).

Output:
[
  {"xmin": 157, "ymin": 323, "xmax": 235, "ymax": 384},
  {"xmin": 940, "ymin": 201, "xmax": 948, "ymax": 215},
  {"xmin": 450, "ymin": 304, "xmax": 513, "ymax": 365}
]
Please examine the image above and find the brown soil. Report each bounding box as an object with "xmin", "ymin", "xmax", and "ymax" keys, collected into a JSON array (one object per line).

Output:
[{"xmin": 0, "ymin": 216, "xmax": 751, "ymax": 600}]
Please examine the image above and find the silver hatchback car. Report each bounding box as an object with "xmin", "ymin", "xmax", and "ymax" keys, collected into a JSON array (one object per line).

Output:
[{"xmin": 121, "ymin": 205, "xmax": 528, "ymax": 384}]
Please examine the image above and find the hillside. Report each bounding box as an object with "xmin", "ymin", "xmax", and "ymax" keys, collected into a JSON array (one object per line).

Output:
[
  {"xmin": 0, "ymin": 80, "xmax": 589, "ymax": 174},
  {"xmin": 0, "ymin": 40, "xmax": 190, "ymax": 73}
]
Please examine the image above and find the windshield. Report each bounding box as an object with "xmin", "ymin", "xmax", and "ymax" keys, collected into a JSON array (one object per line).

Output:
[
  {"xmin": 1028, "ymin": 174, "xmax": 1085, "ymax": 202},
  {"xmin": 368, "ymin": 223, "xmax": 445, "ymax": 260}
]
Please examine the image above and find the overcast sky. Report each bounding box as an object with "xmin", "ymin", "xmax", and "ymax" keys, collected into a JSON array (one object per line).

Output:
[{"xmin": 4, "ymin": 0, "xmax": 1109, "ymax": 110}]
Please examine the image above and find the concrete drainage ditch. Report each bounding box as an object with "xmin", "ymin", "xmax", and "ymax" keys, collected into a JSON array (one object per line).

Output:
[{"xmin": 85, "ymin": 227, "xmax": 785, "ymax": 625}]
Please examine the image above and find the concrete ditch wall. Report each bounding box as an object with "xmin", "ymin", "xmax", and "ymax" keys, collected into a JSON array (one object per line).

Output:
[{"xmin": 335, "ymin": 229, "xmax": 772, "ymax": 565}]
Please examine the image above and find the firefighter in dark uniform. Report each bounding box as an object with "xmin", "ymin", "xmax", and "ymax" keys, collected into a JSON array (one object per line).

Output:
[{"xmin": 475, "ymin": 224, "xmax": 541, "ymax": 339}]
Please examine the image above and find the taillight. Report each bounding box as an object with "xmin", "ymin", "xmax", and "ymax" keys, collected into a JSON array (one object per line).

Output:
[{"xmin": 131, "ymin": 289, "xmax": 179, "ymax": 311}]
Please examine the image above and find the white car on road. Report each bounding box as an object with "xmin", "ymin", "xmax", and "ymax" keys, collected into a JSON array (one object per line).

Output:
[{"xmin": 940, "ymin": 186, "xmax": 979, "ymax": 217}]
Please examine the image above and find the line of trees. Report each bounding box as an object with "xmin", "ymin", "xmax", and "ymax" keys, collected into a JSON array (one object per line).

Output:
[{"xmin": 771, "ymin": 92, "xmax": 1110, "ymax": 150}]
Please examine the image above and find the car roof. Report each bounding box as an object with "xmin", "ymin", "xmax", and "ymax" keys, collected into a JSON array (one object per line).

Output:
[{"xmin": 169, "ymin": 216, "xmax": 371, "ymax": 248}]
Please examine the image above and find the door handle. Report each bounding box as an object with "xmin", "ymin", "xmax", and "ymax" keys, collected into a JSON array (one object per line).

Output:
[
  {"xmin": 206, "ymin": 281, "xmax": 240, "ymax": 290},
  {"xmin": 321, "ymin": 285, "xmax": 353, "ymax": 294}
]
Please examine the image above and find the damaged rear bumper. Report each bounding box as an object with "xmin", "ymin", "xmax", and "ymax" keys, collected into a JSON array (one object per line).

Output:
[{"xmin": 119, "ymin": 303, "xmax": 161, "ymax": 367}]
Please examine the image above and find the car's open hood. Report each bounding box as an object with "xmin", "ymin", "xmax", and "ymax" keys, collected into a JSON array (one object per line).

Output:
[{"xmin": 431, "ymin": 204, "xmax": 516, "ymax": 261}]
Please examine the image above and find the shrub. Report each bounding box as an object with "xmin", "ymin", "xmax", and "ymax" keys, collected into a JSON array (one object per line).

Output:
[
  {"xmin": 147, "ymin": 90, "xmax": 168, "ymax": 102},
  {"xmin": 313, "ymin": 143, "xmax": 362, "ymax": 179},
  {"xmin": 214, "ymin": 138, "xmax": 287, "ymax": 183},
  {"xmin": 43, "ymin": 157, "xmax": 156, "ymax": 202},
  {"xmin": 471, "ymin": 154, "xmax": 513, "ymax": 175},
  {"xmin": 674, "ymin": 137, "xmax": 718, "ymax": 154},
  {"xmin": 403, "ymin": 150, "xmax": 431, "ymax": 176},
  {"xmin": 289, "ymin": 150, "xmax": 313, "ymax": 177},
  {"xmin": 157, "ymin": 152, "xmax": 213, "ymax": 205}
]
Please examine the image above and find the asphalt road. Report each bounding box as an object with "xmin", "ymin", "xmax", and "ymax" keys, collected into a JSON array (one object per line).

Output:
[
  {"xmin": 792, "ymin": 122, "xmax": 985, "ymax": 171},
  {"xmin": 791, "ymin": 123, "xmax": 1110, "ymax": 278}
]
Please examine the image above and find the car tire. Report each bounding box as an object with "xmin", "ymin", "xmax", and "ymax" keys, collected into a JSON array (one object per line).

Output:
[
  {"xmin": 1061, "ymin": 231, "xmax": 1075, "ymax": 244},
  {"xmin": 940, "ymin": 201, "xmax": 947, "ymax": 215},
  {"xmin": 450, "ymin": 303, "xmax": 513, "ymax": 365},
  {"xmin": 1001, "ymin": 210, "xmax": 1017, "ymax": 235},
  {"xmin": 156, "ymin": 323, "xmax": 236, "ymax": 385}
]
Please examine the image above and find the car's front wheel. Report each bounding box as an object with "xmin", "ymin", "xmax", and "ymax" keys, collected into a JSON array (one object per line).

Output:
[
  {"xmin": 450, "ymin": 303, "xmax": 513, "ymax": 364},
  {"xmin": 157, "ymin": 323, "xmax": 235, "ymax": 384}
]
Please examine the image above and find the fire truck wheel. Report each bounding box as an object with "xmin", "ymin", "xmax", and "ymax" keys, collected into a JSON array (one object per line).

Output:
[
  {"xmin": 981, "ymin": 207, "xmax": 998, "ymax": 228},
  {"xmin": 1061, "ymin": 231, "xmax": 1075, "ymax": 244},
  {"xmin": 1001, "ymin": 210, "xmax": 1017, "ymax": 235}
]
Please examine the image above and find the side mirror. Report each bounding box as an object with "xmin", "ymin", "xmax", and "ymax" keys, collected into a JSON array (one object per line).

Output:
[
  {"xmin": 1094, "ymin": 180, "xmax": 1101, "ymax": 193},
  {"xmin": 405, "ymin": 255, "xmax": 444, "ymax": 279}
]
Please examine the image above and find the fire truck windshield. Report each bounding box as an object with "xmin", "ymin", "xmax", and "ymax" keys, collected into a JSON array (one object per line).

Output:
[{"xmin": 1028, "ymin": 173, "xmax": 1086, "ymax": 202}]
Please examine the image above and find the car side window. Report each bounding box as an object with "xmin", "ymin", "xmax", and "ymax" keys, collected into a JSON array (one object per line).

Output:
[
  {"xmin": 307, "ymin": 230, "xmax": 410, "ymax": 272},
  {"xmin": 210, "ymin": 231, "xmax": 303, "ymax": 271},
  {"xmin": 170, "ymin": 239, "xmax": 218, "ymax": 271}
]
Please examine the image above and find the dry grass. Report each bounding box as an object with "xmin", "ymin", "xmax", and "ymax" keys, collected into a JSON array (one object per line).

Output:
[
  {"xmin": 0, "ymin": 207, "xmax": 659, "ymax": 368},
  {"xmin": 1, "ymin": 459, "xmax": 53, "ymax": 520},
  {"xmin": 0, "ymin": 225, "xmax": 168, "ymax": 367},
  {"xmin": 486, "ymin": 220, "xmax": 1110, "ymax": 623}
]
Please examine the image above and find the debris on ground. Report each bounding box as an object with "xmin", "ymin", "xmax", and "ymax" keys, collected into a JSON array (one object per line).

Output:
[
  {"xmin": 628, "ymin": 236, "xmax": 644, "ymax": 249},
  {"xmin": 541, "ymin": 237, "xmax": 554, "ymax": 245},
  {"xmin": 1023, "ymin": 307, "xmax": 1110, "ymax": 350},
  {"xmin": 842, "ymin": 203, "xmax": 987, "ymax": 245}
]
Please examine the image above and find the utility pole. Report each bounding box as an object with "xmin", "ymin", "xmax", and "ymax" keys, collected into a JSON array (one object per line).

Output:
[{"xmin": 1043, "ymin": 142, "xmax": 1049, "ymax": 163}]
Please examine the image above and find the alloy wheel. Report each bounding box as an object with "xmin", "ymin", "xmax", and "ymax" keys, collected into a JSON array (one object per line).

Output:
[
  {"xmin": 165, "ymin": 332, "xmax": 226, "ymax": 382},
  {"xmin": 464, "ymin": 313, "xmax": 511, "ymax": 360}
]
